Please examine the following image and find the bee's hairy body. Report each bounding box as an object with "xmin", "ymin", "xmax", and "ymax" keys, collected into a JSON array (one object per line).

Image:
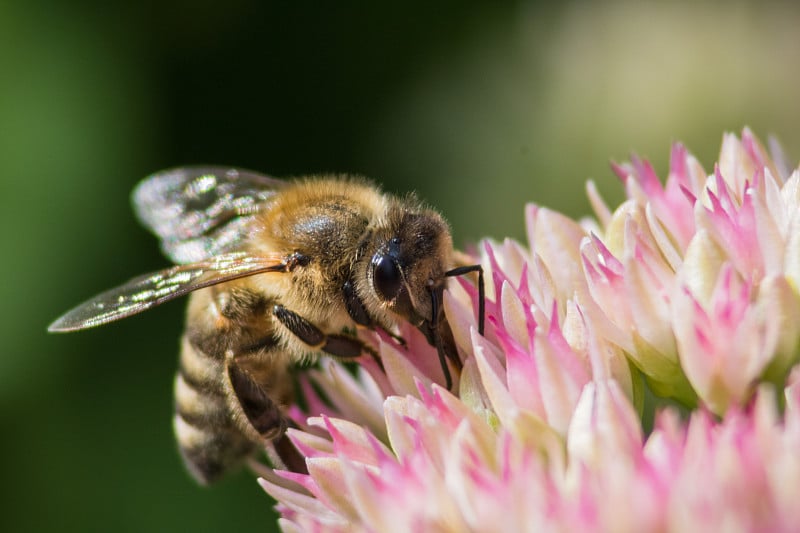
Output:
[
  {"xmin": 174, "ymin": 179, "xmax": 453, "ymax": 483},
  {"xmin": 49, "ymin": 169, "xmax": 481, "ymax": 486},
  {"xmin": 248, "ymin": 179, "xmax": 390, "ymax": 354}
]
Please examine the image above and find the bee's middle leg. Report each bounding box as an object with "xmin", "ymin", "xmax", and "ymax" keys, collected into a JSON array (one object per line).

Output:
[{"xmin": 272, "ymin": 304, "xmax": 375, "ymax": 359}]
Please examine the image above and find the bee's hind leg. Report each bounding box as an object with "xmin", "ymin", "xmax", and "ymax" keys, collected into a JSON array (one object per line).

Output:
[
  {"xmin": 227, "ymin": 362, "xmax": 309, "ymax": 475},
  {"xmin": 228, "ymin": 363, "xmax": 286, "ymax": 440}
]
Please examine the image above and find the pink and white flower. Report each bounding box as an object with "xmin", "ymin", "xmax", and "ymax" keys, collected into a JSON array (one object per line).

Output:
[
  {"xmin": 257, "ymin": 130, "xmax": 800, "ymax": 532},
  {"xmin": 588, "ymin": 129, "xmax": 800, "ymax": 412}
]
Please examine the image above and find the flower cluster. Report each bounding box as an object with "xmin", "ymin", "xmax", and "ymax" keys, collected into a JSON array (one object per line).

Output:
[{"xmin": 260, "ymin": 130, "xmax": 800, "ymax": 532}]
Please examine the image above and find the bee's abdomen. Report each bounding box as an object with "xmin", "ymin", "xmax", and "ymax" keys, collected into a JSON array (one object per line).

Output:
[{"xmin": 173, "ymin": 336, "xmax": 254, "ymax": 485}]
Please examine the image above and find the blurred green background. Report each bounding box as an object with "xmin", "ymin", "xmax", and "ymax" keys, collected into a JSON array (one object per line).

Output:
[{"xmin": 3, "ymin": 0, "xmax": 799, "ymax": 531}]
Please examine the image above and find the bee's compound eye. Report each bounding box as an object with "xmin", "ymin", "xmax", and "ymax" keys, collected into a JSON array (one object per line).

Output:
[{"xmin": 372, "ymin": 255, "xmax": 402, "ymax": 301}]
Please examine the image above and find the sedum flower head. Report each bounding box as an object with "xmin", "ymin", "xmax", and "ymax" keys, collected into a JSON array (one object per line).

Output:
[
  {"xmin": 586, "ymin": 129, "xmax": 800, "ymax": 412},
  {"xmin": 259, "ymin": 130, "xmax": 800, "ymax": 532}
]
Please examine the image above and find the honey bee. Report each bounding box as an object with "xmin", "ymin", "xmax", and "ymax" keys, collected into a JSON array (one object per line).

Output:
[{"xmin": 49, "ymin": 168, "xmax": 484, "ymax": 485}]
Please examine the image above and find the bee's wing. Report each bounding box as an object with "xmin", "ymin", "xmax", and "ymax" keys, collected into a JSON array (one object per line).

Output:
[
  {"xmin": 133, "ymin": 167, "xmax": 288, "ymax": 264},
  {"xmin": 48, "ymin": 252, "xmax": 287, "ymax": 332}
]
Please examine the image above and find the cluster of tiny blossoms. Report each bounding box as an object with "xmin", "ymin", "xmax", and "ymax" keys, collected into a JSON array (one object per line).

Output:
[{"xmin": 260, "ymin": 130, "xmax": 800, "ymax": 532}]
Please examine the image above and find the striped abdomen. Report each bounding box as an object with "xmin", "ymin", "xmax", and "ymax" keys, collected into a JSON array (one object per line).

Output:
[{"xmin": 173, "ymin": 335, "xmax": 256, "ymax": 485}]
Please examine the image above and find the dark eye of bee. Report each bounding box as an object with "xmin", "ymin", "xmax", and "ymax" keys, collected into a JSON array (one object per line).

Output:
[{"xmin": 372, "ymin": 255, "xmax": 403, "ymax": 301}]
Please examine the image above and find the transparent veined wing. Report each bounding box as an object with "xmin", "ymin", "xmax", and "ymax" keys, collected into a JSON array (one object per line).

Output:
[
  {"xmin": 48, "ymin": 252, "xmax": 288, "ymax": 332},
  {"xmin": 133, "ymin": 167, "xmax": 287, "ymax": 264}
]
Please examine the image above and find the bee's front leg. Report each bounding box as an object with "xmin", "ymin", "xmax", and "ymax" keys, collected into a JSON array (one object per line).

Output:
[{"xmin": 343, "ymin": 279, "xmax": 405, "ymax": 347}]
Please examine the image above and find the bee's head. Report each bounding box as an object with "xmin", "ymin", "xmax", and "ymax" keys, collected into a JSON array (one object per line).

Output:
[
  {"xmin": 361, "ymin": 198, "xmax": 484, "ymax": 391},
  {"xmin": 368, "ymin": 206, "xmax": 453, "ymax": 326}
]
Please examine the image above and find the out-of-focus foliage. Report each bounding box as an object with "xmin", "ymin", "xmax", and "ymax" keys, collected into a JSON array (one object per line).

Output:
[{"xmin": 2, "ymin": 0, "xmax": 798, "ymax": 531}]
